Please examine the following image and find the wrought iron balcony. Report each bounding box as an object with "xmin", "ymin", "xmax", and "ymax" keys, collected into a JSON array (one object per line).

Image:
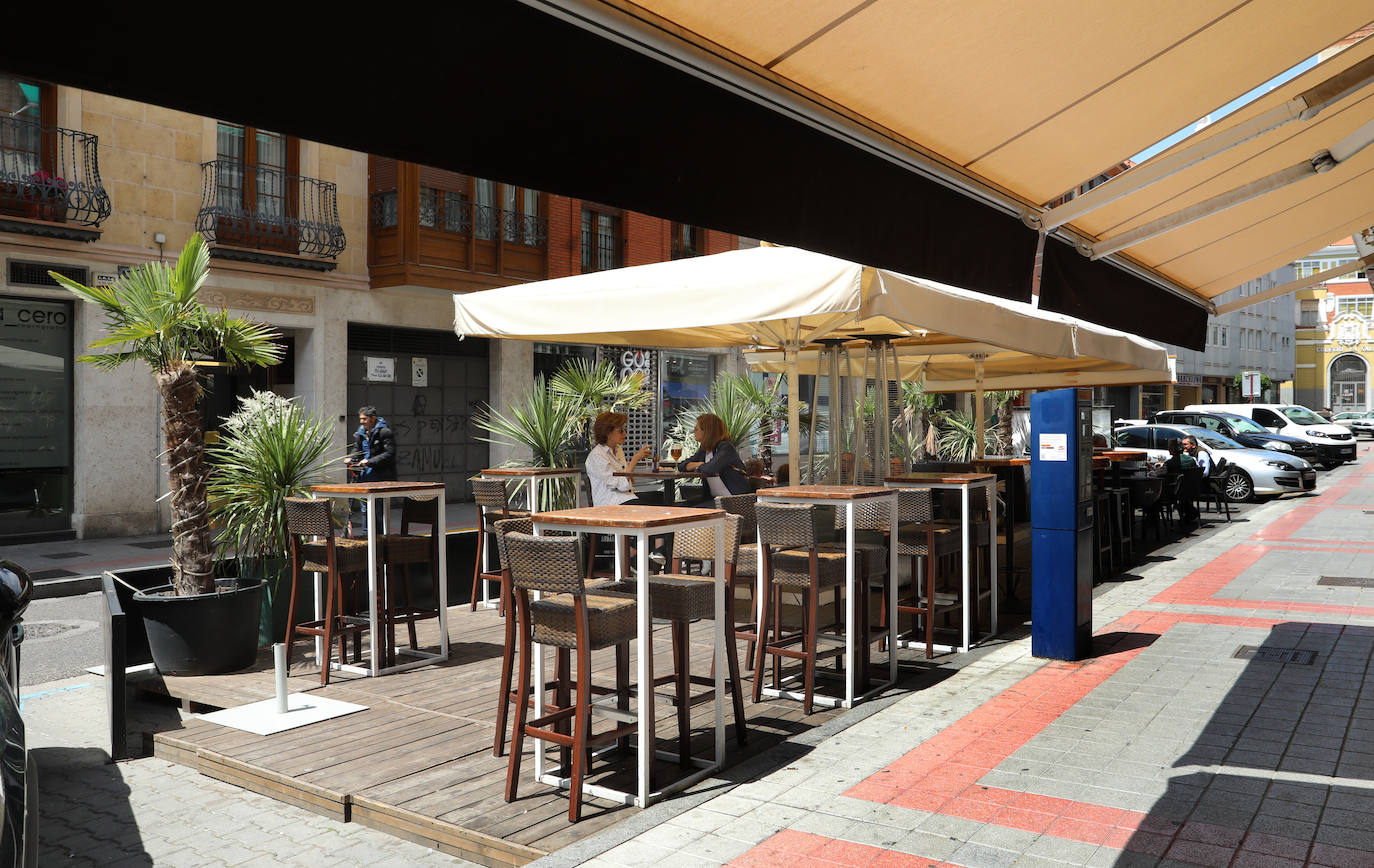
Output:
[
  {"xmin": 197, "ymin": 161, "xmax": 345, "ymax": 267},
  {"xmin": 0, "ymin": 117, "xmax": 111, "ymax": 236}
]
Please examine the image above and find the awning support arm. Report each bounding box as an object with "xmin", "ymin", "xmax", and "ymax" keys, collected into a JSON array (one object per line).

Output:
[
  {"xmin": 1214, "ymin": 253, "xmax": 1374, "ymax": 314},
  {"xmin": 1031, "ymin": 54, "xmax": 1374, "ymax": 232},
  {"xmin": 1086, "ymin": 114, "xmax": 1374, "ymax": 261}
]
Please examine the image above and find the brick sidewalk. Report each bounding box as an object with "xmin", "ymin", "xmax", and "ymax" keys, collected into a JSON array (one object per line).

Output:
[{"xmin": 561, "ymin": 448, "xmax": 1374, "ymax": 867}]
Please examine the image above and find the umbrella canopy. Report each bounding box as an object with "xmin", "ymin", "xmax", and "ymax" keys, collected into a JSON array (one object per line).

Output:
[{"xmin": 453, "ymin": 245, "xmax": 1079, "ymax": 472}]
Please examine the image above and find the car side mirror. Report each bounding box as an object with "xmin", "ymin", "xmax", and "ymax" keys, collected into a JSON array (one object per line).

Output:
[{"xmin": 0, "ymin": 561, "xmax": 32, "ymax": 632}]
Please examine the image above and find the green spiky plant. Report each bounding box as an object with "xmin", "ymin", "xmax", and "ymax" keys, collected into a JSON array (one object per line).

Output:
[
  {"xmin": 51, "ymin": 234, "xmax": 281, "ymax": 596},
  {"xmin": 986, "ymin": 390, "xmax": 1023, "ymax": 457},
  {"xmin": 208, "ymin": 389, "xmax": 341, "ymax": 562},
  {"xmin": 933, "ymin": 409, "xmax": 1005, "ymax": 462},
  {"xmin": 548, "ymin": 358, "xmax": 651, "ymax": 440}
]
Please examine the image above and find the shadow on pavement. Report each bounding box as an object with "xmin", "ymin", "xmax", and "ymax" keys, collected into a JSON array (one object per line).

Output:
[
  {"xmin": 1113, "ymin": 622, "xmax": 1374, "ymax": 865},
  {"xmin": 34, "ymin": 746, "xmax": 150, "ymax": 866}
]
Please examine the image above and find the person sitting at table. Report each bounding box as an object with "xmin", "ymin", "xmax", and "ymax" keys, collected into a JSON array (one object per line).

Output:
[
  {"xmin": 586, "ymin": 411, "xmax": 653, "ymax": 507},
  {"xmin": 1184, "ymin": 435, "xmax": 1212, "ymax": 477},
  {"xmin": 775, "ymin": 463, "xmax": 790, "ymax": 487},
  {"xmin": 1165, "ymin": 438, "xmax": 1201, "ymax": 525},
  {"xmin": 682, "ymin": 413, "xmax": 754, "ymax": 504}
]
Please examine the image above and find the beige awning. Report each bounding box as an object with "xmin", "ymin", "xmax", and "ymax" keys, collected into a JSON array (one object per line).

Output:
[
  {"xmin": 622, "ymin": 0, "xmax": 1371, "ymax": 206},
  {"xmin": 1058, "ymin": 33, "xmax": 1374, "ymax": 301}
]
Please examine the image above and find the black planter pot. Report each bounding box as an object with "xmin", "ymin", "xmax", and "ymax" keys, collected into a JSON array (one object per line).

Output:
[{"xmin": 134, "ymin": 577, "xmax": 264, "ymax": 676}]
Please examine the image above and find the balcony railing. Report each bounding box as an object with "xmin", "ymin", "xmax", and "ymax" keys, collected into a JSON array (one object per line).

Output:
[
  {"xmin": 197, "ymin": 161, "xmax": 345, "ymax": 260},
  {"xmin": 0, "ymin": 117, "xmax": 111, "ymax": 230},
  {"xmin": 370, "ymin": 189, "xmax": 547, "ymax": 247}
]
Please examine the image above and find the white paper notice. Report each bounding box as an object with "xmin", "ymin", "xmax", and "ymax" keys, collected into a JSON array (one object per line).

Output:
[{"xmin": 1039, "ymin": 433, "xmax": 1068, "ymax": 462}]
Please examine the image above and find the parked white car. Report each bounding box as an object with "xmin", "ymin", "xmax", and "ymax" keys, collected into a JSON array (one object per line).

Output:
[
  {"xmin": 1332, "ymin": 411, "xmax": 1374, "ymax": 437},
  {"xmin": 1112, "ymin": 423, "xmax": 1318, "ymax": 501}
]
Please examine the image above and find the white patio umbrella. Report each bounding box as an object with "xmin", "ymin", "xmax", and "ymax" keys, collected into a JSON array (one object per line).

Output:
[
  {"xmin": 453, "ymin": 246, "xmax": 1079, "ymax": 474},
  {"xmin": 746, "ymin": 316, "xmax": 1171, "ymax": 458}
]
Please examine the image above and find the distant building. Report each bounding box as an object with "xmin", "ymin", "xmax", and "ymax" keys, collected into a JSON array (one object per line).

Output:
[{"xmin": 1293, "ymin": 237, "xmax": 1374, "ymax": 412}]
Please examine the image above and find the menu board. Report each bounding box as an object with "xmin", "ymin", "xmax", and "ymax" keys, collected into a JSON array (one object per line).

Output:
[{"xmin": 0, "ymin": 297, "xmax": 71, "ymax": 469}]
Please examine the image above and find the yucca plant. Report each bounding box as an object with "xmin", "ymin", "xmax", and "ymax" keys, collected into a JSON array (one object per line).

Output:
[
  {"xmin": 474, "ymin": 374, "xmax": 584, "ymax": 469},
  {"xmin": 933, "ymin": 409, "xmax": 1006, "ymax": 462},
  {"xmin": 549, "ymin": 358, "xmax": 651, "ymax": 440},
  {"xmin": 208, "ymin": 389, "xmax": 341, "ymax": 562},
  {"xmin": 51, "ymin": 234, "xmax": 281, "ymax": 596}
]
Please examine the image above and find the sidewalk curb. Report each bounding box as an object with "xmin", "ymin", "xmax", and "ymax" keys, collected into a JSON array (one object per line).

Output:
[{"xmin": 33, "ymin": 575, "xmax": 103, "ymax": 600}]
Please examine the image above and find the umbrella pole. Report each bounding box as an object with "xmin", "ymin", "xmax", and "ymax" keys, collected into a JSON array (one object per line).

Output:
[
  {"xmin": 786, "ymin": 345, "xmax": 801, "ymax": 483},
  {"xmin": 807, "ymin": 362, "xmax": 819, "ymax": 484},
  {"xmin": 974, "ymin": 355, "xmax": 986, "ymax": 460}
]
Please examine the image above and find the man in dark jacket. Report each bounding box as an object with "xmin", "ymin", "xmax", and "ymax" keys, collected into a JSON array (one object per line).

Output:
[{"xmin": 349, "ymin": 405, "xmax": 397, "ymax": 482}]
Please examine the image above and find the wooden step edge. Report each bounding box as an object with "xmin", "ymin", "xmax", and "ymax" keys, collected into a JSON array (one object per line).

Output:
[
  {"xmin": 351, "ymin": 794, "xmax": 546, "ymax": 865},
  {"xmin": 154, "ymin": 738, "xmax": 348, "ymax": 820}
]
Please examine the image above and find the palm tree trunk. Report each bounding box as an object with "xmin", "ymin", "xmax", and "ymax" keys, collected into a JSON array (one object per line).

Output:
[
  {"xmin": 159, "ymin": 365, "xmax": 216, "ymax": 596},
  {"xmin": 997, "ymin": 400, "xmax": 1014, "ymax": 455}
]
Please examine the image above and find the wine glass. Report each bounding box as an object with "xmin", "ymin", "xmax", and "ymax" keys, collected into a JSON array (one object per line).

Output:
[{"xmin": 670, "ymin": 445, "xmax": 683, "ymax": 462}]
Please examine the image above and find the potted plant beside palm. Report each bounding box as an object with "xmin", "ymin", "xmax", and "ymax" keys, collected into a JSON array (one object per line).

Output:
[
  {"xmin": 52, "ymin": 233, "xmax": 282, "ymax": 675},
  {"xmin": 208, "ymin": 389, "xmax": 341, "ymax": 647}
]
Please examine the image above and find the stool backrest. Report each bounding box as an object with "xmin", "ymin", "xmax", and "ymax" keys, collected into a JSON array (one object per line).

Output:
[
  {"xmin": 672, "ymin": 513, "xmax": 741, "ymax": 563},
  {"xmin": 285, "ymin": 497, "xmax": 334, "ymax": 537},
  {"xmin": 834, "ymin": 500, "xmax": 890, "ymax": 531},
  {"xmin": 493, "ymin": 517, "xmax": 533, "ymax": 571},
  {"xmin": 505, "ymin": 533, "xmax": 586, "ymax": 596},
  {"xmin": 401, "ymin": 495, "xmax": 439, "ymax": 534},
  {"xmin": 715, "ymin": 493, "xmax": 757, "ymax": 536},
  {"xmin": 897, "ymin": 488, "xmax": 935, "ymax": 523},
  {"xmin": 471, "ymin": 478, "xmax": 512, "ymax": 511},
  {"xmin": 756, "ymin": 502, "xmax": 817, "ymax": 550}
]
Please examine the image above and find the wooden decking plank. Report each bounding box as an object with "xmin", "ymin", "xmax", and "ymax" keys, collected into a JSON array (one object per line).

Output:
[
  {"xmin": 350, "ymin": 796, "xmax": 545, "ymax": 865},
  {"xmin": 228, "ymin": 707, "xmax": 433, "ymax": 765},
  {"xmin": 299, "ymin": 721, "xmax": 488, "ymax": 790}
]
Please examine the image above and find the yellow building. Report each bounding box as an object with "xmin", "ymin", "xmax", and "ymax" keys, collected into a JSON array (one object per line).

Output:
[{"xmin": 1293, "ymin": 240, "xmax": 1374, "ymax": 413}]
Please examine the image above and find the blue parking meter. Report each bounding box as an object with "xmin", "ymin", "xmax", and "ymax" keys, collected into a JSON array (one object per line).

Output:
[{"xmin": 1030, "ymin": 389, "xmax": 1093, "ymax": 660}]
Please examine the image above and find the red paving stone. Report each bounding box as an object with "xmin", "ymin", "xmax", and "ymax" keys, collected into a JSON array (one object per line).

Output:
[{"xmin": 726, "ymin": 464, "xmax": 1374, "ymax": 867}]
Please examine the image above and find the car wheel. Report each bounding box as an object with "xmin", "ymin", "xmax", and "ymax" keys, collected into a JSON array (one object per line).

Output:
[
  {"xmin": 1321, "ymin": 461, "xmax": 1343, "ymax": 470},
  {"xmin": 1223, "ymin": 469, "xmax": 1253, "ymax": 502}
]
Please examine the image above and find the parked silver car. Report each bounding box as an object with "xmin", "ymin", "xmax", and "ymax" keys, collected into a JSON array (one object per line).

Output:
[
  {"xmin": 1331, "ymin": 411, "xmax": 1374, "ymax": 437},
  {"xmin": 1112, "ymin": 424, "xmax": 1317, "ymax": 501}
]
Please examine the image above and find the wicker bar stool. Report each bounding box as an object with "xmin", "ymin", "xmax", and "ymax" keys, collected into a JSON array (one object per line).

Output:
[
  {"xmin": 284, "ymin": 497, "xmax": 372, "ymax": 685},
  {"xmin": 504, "ymin": 533, "xmax": 640, "ymax": 822},
  {"xmin": 377, "ymin": 495, "xmax": 444, "ymax": 667},
  {"xmin": 933, "ymin": 483, "xmax": 993, "ymax": 641},
  {"xmin": 753, "ymin": 502, "xmax": 849, "ymax": 714},
  {"xmin": 471, "ymin": 478, "xmax": 529, "ymax": 612},
  {"xmin": 607, "ymin": 513, "xmax": 749, "ymax": 756},
  {"xmin": 893, "ymin": 488, "xmax": 962, "ymax": 659}
]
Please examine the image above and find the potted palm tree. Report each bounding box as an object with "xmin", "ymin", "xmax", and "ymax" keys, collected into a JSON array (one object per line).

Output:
[
  {"xmin": 52, "ymin": 233, "xmax": 282, "ymax": 675},
  {"xmin": 208, "ymin": 389, "xmax": 341, "ymax": 646}
]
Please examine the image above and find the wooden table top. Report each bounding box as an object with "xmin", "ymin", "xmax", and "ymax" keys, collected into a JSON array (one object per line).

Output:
[
  {"xmin": 760, "ymin": 484, "xmax": 895, "ymax": 500},
  {"xmin": 885, "ymin": 472, "xmax": 996, "ymax": 485},
  {"xmin": 311, "ymin": 481, "xmax": 445, "ymax": 495},
  {"xmin": 614, "ymin": 469, "xmax": 707, "ymax": 480},
  {"xmin": 1099, "ymin": 450, "xmax": 1148, "ymax": 462},
  {"xmin": 532, "ymin": 505, "xmax": 725, "ymax": 528},
  {"xmin": 972, "ymin": 457, "xmax": 1030, "ymax": 467},
  {"xmin": 479, "ymin": 467, "xmax": 582, "ymax": 477}
]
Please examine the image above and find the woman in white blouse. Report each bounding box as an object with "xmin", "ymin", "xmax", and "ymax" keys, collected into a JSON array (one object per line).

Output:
[{"xmin": 586, "ymin": 412, "xmax": 653, "ymax": 506}]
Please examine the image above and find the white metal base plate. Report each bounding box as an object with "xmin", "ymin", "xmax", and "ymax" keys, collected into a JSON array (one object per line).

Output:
[{"xmin": 198, "ymin": 693, "xmax": 367, "ymax": 735}]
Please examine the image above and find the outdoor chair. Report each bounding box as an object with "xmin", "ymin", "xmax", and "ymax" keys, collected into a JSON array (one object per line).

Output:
[
  {"xmin": 753, "ymin": 502, "xmax": 850, "ymax": 714},
  {"xmin": 893, "ymin": 489, "xmax": 962, "ymax": 659},
  {"xmin": 503, "ymin": 533, "xmax": 640, "ymax": 822},
  {"xmin": 471, "ymin": 478, "xmax": 529, "ymax": 612},
  {"xmin": 1200, "ymin": 457, "xmax": 1234, "ymax": 522},
  {"xmin": 715, "ymin": 493, "xmax": 761, "ymax": 659},
  {"xmin": 376, "ymin": 495, "xmax": 443, "ymax": 667},
  {"xmin": 283, "ymin": 497, "xmax": 372, "ymax": 685},
  {"xmin": 1093, "ymin": 490, "xmax": 1115, "ymax": 581},
  {"xmin": 1127, "ymin": 475, "xmax": 1165, "ymax": 541}
]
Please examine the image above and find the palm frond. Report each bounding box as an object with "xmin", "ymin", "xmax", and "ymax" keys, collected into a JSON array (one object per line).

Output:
[{"xmin": 473, "ymin": 376, "xmax": 583, "ymax": 467}]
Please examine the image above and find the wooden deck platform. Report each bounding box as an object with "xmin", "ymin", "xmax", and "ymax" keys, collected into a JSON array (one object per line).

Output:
[{"xmin": 140, "ymin": 599, "xmax": 935, "ymax": 866}]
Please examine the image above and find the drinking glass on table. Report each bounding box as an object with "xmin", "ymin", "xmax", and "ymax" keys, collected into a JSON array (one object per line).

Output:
[{"xmin": 670, "ymin": 445, "xmax": 683, "ymax": 462}]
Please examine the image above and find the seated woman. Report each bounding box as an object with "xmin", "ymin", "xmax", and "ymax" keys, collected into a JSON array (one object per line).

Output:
[
  {"xmin": 586, "ymin": 411, "xmax": 653, "ymax": 506},
  {"xmin": 682, "ymin": 413, "xmax": 754, "ymax": 504}
]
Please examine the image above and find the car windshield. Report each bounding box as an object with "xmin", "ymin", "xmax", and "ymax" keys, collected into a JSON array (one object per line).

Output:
[
  {"xmin": 1281, "ymin": 406, "xmax": 1325, "ymax": 424},
  {"xmin": 1217, "ymin": 413, "xmax": 1268, "ymax": 435},
  {"xmin": 1182, "ymin": 426, "xmax": 1240, "ymax": 450}
]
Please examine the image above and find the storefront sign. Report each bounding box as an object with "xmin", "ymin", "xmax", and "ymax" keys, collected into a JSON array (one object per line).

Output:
[
  {"xmin": 0, "ymin": 297, "xmax": 71, "ymax": 470},
  {"xmin": 620, "ymin": 349, "xmax": 652, "ymax": 377}
]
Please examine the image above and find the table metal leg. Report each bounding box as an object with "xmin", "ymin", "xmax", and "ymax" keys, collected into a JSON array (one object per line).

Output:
[
  {"xmin": 844, "ymin": 502, "xmax": 856, "ymax": 708},
  {"xmin": 888, "ymin": 494, "xmax": 898, "ymax": 685},
  {"xmin": 988, "ymin": 480, "xmax": 998, "ymax": 638},
  {"xmin": 961, "ymin": 486, "xmax": 971, "ymax": 653},
  {"xmin": 713, "ymin": 518, "xmax": 726, "ymax": 764},
  {"xmin": 367, "ymin": 496, "xmax": 381, "ymax": 675},
  {"xmin": 635, "ymin": 529, "xmax": 651, "ymax": 808},
  {"xmin": 437, "ymin": 495, "xmax": 449, "ymax": 659}
]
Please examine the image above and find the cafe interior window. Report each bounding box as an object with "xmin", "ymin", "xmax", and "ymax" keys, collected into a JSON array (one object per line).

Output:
[{"xmin": 661, "ymin": 352, "xmax": 714, "ymax": 427}]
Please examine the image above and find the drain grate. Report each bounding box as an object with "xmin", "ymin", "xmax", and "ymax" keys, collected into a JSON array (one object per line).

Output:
[
  {"xmin": 1233, "ymin": 645, "xmax": 1316, "ymax": 665},
  {"xmin": 1319, "ymin": 576, "xmax": 1374, "ymax": 588},
  {"xmin": 127, "ymin": 540, "xmax": 172, "ymax": 549},
  {"xmin": 28, "ymin": 569, "xmax": 78, "ymax": 581}
]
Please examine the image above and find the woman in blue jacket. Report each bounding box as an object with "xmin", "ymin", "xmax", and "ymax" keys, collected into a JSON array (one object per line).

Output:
[{"xmin": 682, "ymin": 413, "xmax": 753, "ymax": 503}]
